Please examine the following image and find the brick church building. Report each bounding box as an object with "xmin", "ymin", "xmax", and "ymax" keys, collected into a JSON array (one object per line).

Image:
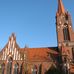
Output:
[{"xmin": 0, "ymin": 0, "xmax": 74, "ymax": 74}]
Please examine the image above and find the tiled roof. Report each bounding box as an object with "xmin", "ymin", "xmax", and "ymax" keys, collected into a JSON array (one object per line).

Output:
[
  {"xmin": 19, "ymin": 47, "xmax": 58, "ymax": 62},
  {"xmin": 0, "ymin": 34, "xmax": 59, "ymax": 61}
]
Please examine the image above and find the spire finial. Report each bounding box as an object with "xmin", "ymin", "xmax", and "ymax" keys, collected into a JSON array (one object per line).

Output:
[{"xmin": 57, "ymin": 0, "xmax": 65, "ymax": 15}]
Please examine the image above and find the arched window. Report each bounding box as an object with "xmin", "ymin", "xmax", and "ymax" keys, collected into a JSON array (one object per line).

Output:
[
  {"xmin": 32, "ymin": 65, "xmax": 37, "ymax": 74},
  {"xmin": 20, "ymin": 65, "xmax": 22, "ymax": 74},
  {"xmin": 14, "ymin": 63, "xmax": 19, "ymax": 74},
  {"xmin": 2, "ymin": 63, "xmax": 5, "ymax": 74},
  {"xmin": 6, "ymin": 57, "xmax": 13, "ymax": 74},
  {"xmin": 20, "ymin": 62, "xmax": 27, "ymax": 74},
  {"xmin": 65, "ymin": 14, "xmax": 68, "ymax": 20},
  {"xmin": 0, "ymin": 63, "xmax": 5, "ymax": 74},
  {"xmin": 63, "ymin": 24, "xmax": 70, "ymax": 41},
  {"xmin": 0, "ymin": 64, "xmax": 2, "ymax": 74},
  {"xmin": 72, "ymin": 47, "xmax": 74, "ymax": 62},
  {"xmin": 38, "ymin": 64, "xmax": 42, "ymax": 74},
  {"xmin": 20, "ymin": 63, "xmax": 25, "ymax": 74}
]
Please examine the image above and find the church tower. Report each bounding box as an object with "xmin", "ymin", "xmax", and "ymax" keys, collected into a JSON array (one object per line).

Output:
[
  {"xmin": 56, "ymin": 0, "xmax": 74, "ymax": 63},
  {"xmin": 56, "ymin": 0, "xmax": 74, "ymax": 47}
]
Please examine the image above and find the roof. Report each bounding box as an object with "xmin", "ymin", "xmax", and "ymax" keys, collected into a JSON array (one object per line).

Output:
[
  {"xmin": 57, "ymin": 0, "xmax": 65, "ymax": 15},
  {"xmin": 20, "ymin": 47, "xmax": 59, "ymax": 62},
  {"xmin": 0, "ymin": 33, "xmax": 59, "ymax": 62}
]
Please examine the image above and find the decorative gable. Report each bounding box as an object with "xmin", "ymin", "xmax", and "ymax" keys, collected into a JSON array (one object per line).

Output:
[{"xmin": 0, "ymin": 33, "xmax": 21, "ymax": 61}]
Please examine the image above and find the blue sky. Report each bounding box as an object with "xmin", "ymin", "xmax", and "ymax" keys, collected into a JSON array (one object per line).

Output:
[{"xmin": 0, "ymin": 0, "xmax": 74, "ymax": 49}]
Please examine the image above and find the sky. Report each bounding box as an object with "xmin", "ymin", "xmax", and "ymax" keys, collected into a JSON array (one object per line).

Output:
[{"xmin": 0, "ymin": 0, "xmax": 74, "ymax": 49}]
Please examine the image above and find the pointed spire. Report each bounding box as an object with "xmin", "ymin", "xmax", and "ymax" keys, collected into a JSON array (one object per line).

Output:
[{"xmin": 57, "ymin": 0, "xmax": 65, "ymax": 15}]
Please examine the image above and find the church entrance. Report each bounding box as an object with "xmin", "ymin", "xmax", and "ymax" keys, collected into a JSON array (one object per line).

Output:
[{"xmin": 6, "ymin": 57, "xmax": 13, "ymax": 74}]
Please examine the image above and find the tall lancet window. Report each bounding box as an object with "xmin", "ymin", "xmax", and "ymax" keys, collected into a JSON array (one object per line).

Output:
[
  {"xmin": 7, "ymin": 57, "xmax": 13, "ymax": 74},
  {"xmin": 14, "ymin": 63, "xmax": 19, "ymax": 74},
  {"xmin": 0, "ymin": 64, "xmax": 5, "ymax": 74},
  {"xmin": 38, "ymin": 64, "xmax": 42, "ymax": 74},
  {"xmin": 63, "ymin": 24, "xmax": 70, "ymax": 41},
  {"xmin": 72, "ymin": 47, "xmax": 74, "ymax": 62},
  {"xmin": 32, "ymin": 65, "xmax": 37, "ymax": 74}
]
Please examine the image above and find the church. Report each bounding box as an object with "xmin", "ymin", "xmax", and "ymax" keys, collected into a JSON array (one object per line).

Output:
[{"xmin": 0, "ymin": 0, "xmax": 74, "ymax": 74}]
